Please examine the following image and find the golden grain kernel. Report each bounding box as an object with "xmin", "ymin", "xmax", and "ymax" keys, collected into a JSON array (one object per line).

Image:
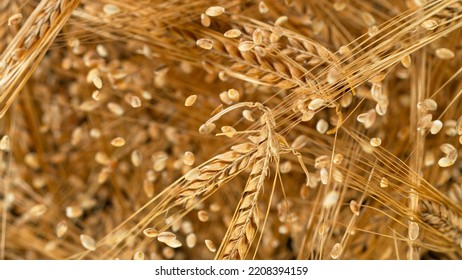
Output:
[
  {"xmin": 25, "ymin": 153, "xmax": 40, "ymax": 169},
  {"xmin": 183, "ymin": 151, "xmax": 195, "ymax": 166},
  {"xmin": 350, "ymin": 200, "xmax": 360, "ymax": 216},
  {"xmin": 198, "ymin": 210, "xmax": 209, "ymax": 222},
  {"xmin": 370, "ymin": 137, "xmax": 382, "ymax": 147},
  {"xmin": 316, "ymin": 119, "xmax": 329, "ymax": 134},
  {"xmin": 184, "ymin": 168, "xmax": 200, "ymax": 181},
  {"xmin": 301, "ymin": 110, "xmax": 315, "ymax": 122},
  {"xmin": 408, "ymin": 221, "xmax": 419, "ymax": 241},
  {"xmin": 157, "ymin": 231, "xmax": 177, "ymax": 243},
  {"xmin": 380, "ymin": 177, "xmax": 389, "ymax": 188},
  {"xmin": 308, "ymin": 98, "xmax": 325, "ymax": 110},
  {"xmin": 65, "ymin": 206, "xmax": 83, "ymax": 219},
  {"xmin": 238, "ymin": 41, "xmax": 255, "ymax": 52},
  {"xmin": 201, "ymin": 13, "xmax": 211, "ymax": 27},
  {"xmin": 333, "ymin": 1, "xmax": 347, "ymax": 11},
  {"xmin": 227, "ymin": 89, "xmax": 240, "ymax": 102},
  {"xmin": 80, "ymin": 234, "xmax": 96, "ymax": 251},
  {"xmin": 368, "ymin": 25, "xmax": 379, "ymax": 37},
  {"xmin": 205, "ymin": 239, "xmax": 217, "ymax": 252},
  {"xmin": 143, "ymin": 179, "xmax": 154, "ymax": 197},
  {"xmin": 130, "ymin": 150, "xmax": 142, "ymax": 167},
  {"xmin": 422, "ymin": 19, "xmax": 438, "ymax": 30},
  {"xmin": 185, "ymin": 95, "xmax": 197, "ymax": 107},
  {"xmin": 279, "ymin": 161, "xmax": 292, "ymax": 174},
  {"xmin": 438, "ymin": 157, "xmax": 454, "ymax": 167},
  {"xmin": 95, "ymin": 152, "xmax": 110, "ymax": 165},
  {"xmin": 0, "ymin": 135, "xmax": 10, "ymax": 151},
  {"xmin": 291, "ymin": 135, "xmax": 307, "ymax": 150},
  {"xmin": 199, "ymin": 123, "xmax": 216, "ymax": 134},
  {"xmin": 56, "ymin": 221, "xmax": 68, "ymax": 238},
  {"xmin": 196, "ymin": 38, "xmax": 214, "ymax": 50},
  {"xmin": 327, "ymin": 67, "xmax": 340, "ymax": 84},
  {"xmin": 96, "ymin": 44, "xmax": 108, "ymax": 57},
  {"xmin": 107, "ymin": 102, "xmax": 124, "ymax": 116},
  {"xmin": 323, "ymin": 191, "xmax": 339, "ymax": 209},
  {"xmin": 331, "ymin": 243, "xmax": 343, "ymax": 259},
  {"xmin": 224, "ymin": 29, "xmax": 242, "ymax": 38},
  {"xmin": 275, "ymin": 16, "xmax": 288, "ymax": 26},
  {"xmin": 258, "ymin": 1, "xmax": 269, "ymax": 14},
  {"xmin": 220, "ymin": 126, "xmax": 236, "ymax": 138},
  {"xmin": 333, "ymin": 154, "xmax": 344, "ymax": 165},
  {"xmin": 111, "ymin": 137, "xmax": 126, "ymax": 147},
  {"xmin": 186, "ymin": 233, "xmax": 197, "ymax": 248},
  {"xmin": 252, "ymin": 29, "xmax": 263, "ymax": 45},
  {"xmin": 243, "ymin": 110, "xmax": 255, "ymax": 122},
  {"xmin": 103, "ymin": 4, "xmax": 121, "ymax": 15},
  {"xmin": 133, "ymin": 251, "xmax": 144, "ymax": 260},
  {"xmin": 165, "ymin": 239, "xmax": 182, "ymax": 248},
  {"xmin": 320, "ymin": 168, "xmax": 328, "ymax": 185},
  {"xmin": 128, "ymin": 95, "xmax": 142, "ymax": 108},
  {"xmin": 29, "ymin": 204, "xmax": 47, "ymax": 217},
  {"xmin": 435, "ymin": 48, "xmax": 454, "ymax": 59},
  {"xmin": 430, "ymin": 120, "xmax": 443, "ymax": 134},
  {"xmin": 8, "ymin": 13, "xmax": 22, "ymax": 26},
  {"xmin": 401, "ymin": 55, "xmax": 411, "ymax": 68},
  {"xmin": 361, "ymin": 12, "xmax": 376, "ymax": 26},
  {"xmin": 143, "ymin": 228, "xmax": 159, "ymax": 238},
  {"xmin": 206, "ymin": 6, "xmax": 225, "ymax": 17}
]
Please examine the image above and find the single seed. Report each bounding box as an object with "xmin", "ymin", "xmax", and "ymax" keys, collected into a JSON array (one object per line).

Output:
[
  {"xmin": 198, "ymin": 210, "xmax": 209, "ymax": 222},
  {"xmin": 238, "ymin": 41, "xmax": 255, "ymax": 52},
  {"xmin": 368, "ymin": 25, "xmax": 379, "ymax": 37},
  {"xmin": 186, "ymin": 233, "xmax": 197, "ymax": 248},
  {"xmin": 196, "ymin": 38, "xmax": 214, "ymax": 50},
  {"xmin": 401, "ymin": 55, "xmax": 411, "ymax": 68},
  {"xmin": 331, "ymin": 243, "xmax": 343, "ymax": 259},
  {"xmin": 29, "ymin": 204, "xmax": 47, "ymax": 217},
  {"xmin": 408, "ymin": 221, "xmax": 419, "ymax": 241},
  {"xmin": 80, "ymin": 234, "xmax": 96, "ymax": 251},
  {"xmin": 221, "ymin": 126, "xmax": 237, "ymax": 138},
  {"xmin": 422, "ymin": 19, "xmax": 438, "ymax": 30},
  {"xmin": 435, "ymin": 48, "xmax": 454, "ymax": 60},
  {"xmin": 201, "ymin": 13, "xmax": 211, "ymax": 27},
  {"xmin": 227, "ymin": 89, "xmax": 240, "ymax": 102},
  {"xmin": 131, "ymin": 150, "xmax": 143, "ymax": 167},
  {"xmin": 338, "ymin": 45, "xmax": 350, "ymax": 55},
  {"xmin": 333, "ymin": 154, "xmax": 343, "ymax": 165},
  {"xmin": 275, "ymin": 16, "xmax": 288, "ymax": 26},
  {"xmin": 157, "ymin": 231, "xmax": 177, "ymax": 243},
  {"xmin": 320, "ymin": 168, "xmax": 328, "ymax": 185},
  {"xmin": 243, "ymin": 110, "xmax": 255, "ymax": 122},
  {"xmin": 133, "ymin": 251, "xmax": 144, "ymax": 260},
  {"xmin": 183, "ymin": 151, "xmax": 195, "ymax": 166},
  {"xmin": 438, "ymin": 157, "xmax": 454, "ymax": 167},
  {"xmin": 380, "ymin": 177, "xmax": 389, "ymax": 188},
  {"xmin": 199, "ymin": 123, "xmax": 216, "ymax": 134},
  {"xmin": 143, "ymin": 228, "xmax": 159, "ymax": 238},
  {"xmin": 327, "ymin": 67, "xmax": 340, "ymax": 84},
  {"xmin": 8, "ymin": 13, "xmax": 22, "ymax": 26},
  {"xmin": 128, "ymin": 95, "xmax": 141, "ymax": 108},
  {"xmin": 323, "ymin": 191, "xmax": 339, "ymax": 209},
  {"xmin": 370, "ymin": 137, "xmax": 382, "ymax": 147},
  {"xmin": 56, "ymin": 221, "xmax": 68, "ymax": 238},
  {"xmin": 66, "ymin": 206, "xmax": 83, "ymax": 219},
  {"xmin": 96, "ymin": 44, "xmax": 108, "ymax": 57},
  {"xmin": 165, "ymin": 239, "xmax": 182, "ymax": 248},
  {"xmin": 185, "ymin": 95, "xmax": 197, "ymax": 107},
  {"xmin": 205, "ymin": 239, "xmax": 217, "ymax": 252},
  {"xmin": 224, "ymin": 29, "xmax": 242, "ymax": 38},
  {"xmin": 316, "ymin": 119, "xmax": 329, "ymax": 134},
  {"xmin": 258, "ymin": 1, "xmax": 269, "ymax": 14},
  {"xmin": 280, "ymin": 161, "xmax": 292, "ymax": 174},
  {"xmin": 252, "ymin": 29, "xmax": 263, "ymax": 45},
  {"xmin": 0, "ymin": 135, "xmax": 10, "ymax": 151},
  {"xmin": 361, "ymin": 12, "xmax": 375, "ymax": 26},
  {"xmin": 291, "ymin": 135, "xmax": 307, "ymax": 150},
  {"xmin": 308, "ymin": 98, "xmax": 325, "ymax": 110},
  {"xmin": 92, "ymin": 76, "xmax": 103, "ymax": 89},
  {"xmin": 205, "ymin": 6, "xmax": 225, "ymax": 17},
  {"xmin": 184, "ymin": 168, "xmax": 200, "ymax": 181},
  {"xmin": 430, "ymin": 120, "xmax": 443, "ymax": 134},
  {"xmin": 333, "ymin": 1, "xmax": 347, "ymax": 11},
  {"xmin": 143, "ymin": 180, "xmax": 154, "ymax": 197},
  {"xmin": 111, "ymin": 137, "xmax": 125, "ymax": 147},
  {"xmin": 350, "ymin": 200, "xmax": 360, "ymax": 216},
  {"xmin": 107, "ymin": 102, "xmax": 124, "ymax": 116},
  {"xmin": 103, "ymin": 4, "xmax": 121, "ymax": 15}
]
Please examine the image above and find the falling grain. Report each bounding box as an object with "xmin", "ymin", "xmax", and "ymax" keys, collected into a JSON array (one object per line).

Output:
[
  {"xmin": 205, "ymin": 6, "xmax": 225, "ymax": 17},
  {"xmin": 350, "ymin": 200, "xmax": 360, "ymax": 216},
  {"xmin": 8, "ymin": 13, "xmax": 22, "ymax": 26},
  {"xmin": 331, "ymin": 243, "xmax": 343, "ymax": 259},
  {"xmin": 224, "ymin": 29, "xmax": 242, "ymax": 38},
  {"xmin": 186, "ymin": 233, "xmax": 197, "ymax": 248},
  {"xmin": 323, "ymin": 191, "xmax": 339, "ymax": 209},
  {"xmin": 196, "ymin": 38, "xmax": 214, "ymax": 50},
  {"xmin": 143, "ymin": 228, "xmax": 159, "ymax": 238},
  {"xmin": 422, "ymin": 19, "xmax": 438, "ymax": 30},
  {"xmin": 198, "ymin": 210, "xmax": 209, "ymax": 222},
  {"xmin": 380, "ymin": 177, "xmax": 389, "ymax": 188},
  {"xmin": 408, "ymin": 221, "xmax": 419, "ymax": 241},
  {"xmin": 435, "ymin": 48, "xmax": 455, "ymax": 60},
  {"xmin": 80, "ymin": 234, "xmax": 96, "ymax": 251},
  {"xmin": 370, "ymin": 137, "xmax": 382, "ymax": 147},
  {"xmin": 183, "ymin": 151, "xmax": 195, "ymax": 166},
  {"xmin": 157, "ymin": 231, "xmax": 177, "ymax": 243},
  {"xmin": 205, "ymin": 239, "xmax": 217, "ymax": 252}
]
